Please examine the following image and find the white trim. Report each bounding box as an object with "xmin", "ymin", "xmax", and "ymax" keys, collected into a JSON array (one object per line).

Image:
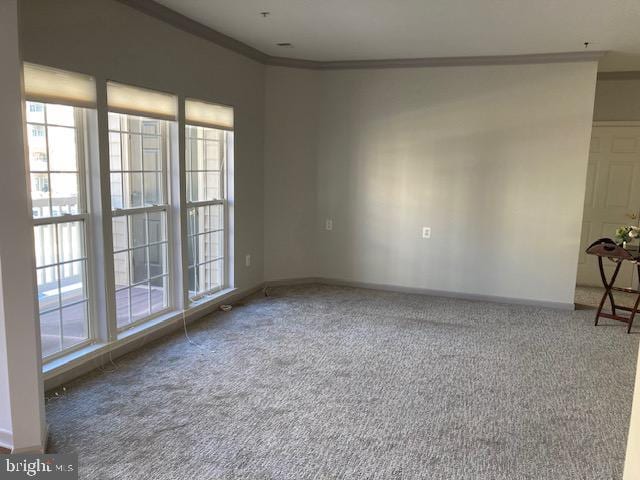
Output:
[
  {"xmin": 598, "ymin": 71, "xmax": 640, "ymax": 81},
  {"xmin": 186, "ymin": 199, "xmax": 224, "ymax": 208},
  {"xmin": 183, "ymin": 122, "xmax": 230, "ymax": 301},
  {"xmin": 273, "ymin": 51, "xmax": 606, "ymax": 70},
  {"xmin": 107, "ymin": 114, "xmax": 174, "ymax": 331},
  {"xmin": 33, "ymin": 213, "xmax": 88, "ymax": 226},
  {"xmin": 111, "ymin": 204, "xmax": 167, "ymax": 217},
  {"xmin": 11, "ymin": 443, "xmax": 46, "ymax": 454},
  {"xmin": 0, "ymin": 428, "xmax": 12, "ymax": 450},
  {"xmin": 41, "ymin": 338, "xmax": 93, "ymax": 364},
  {"xmin": 27, "ymin": 101, "xmax": 96, "ymax": 360},
  {"xmin": 264, "ymin": 277, "xmax": 318, "ymax": 288},
  {"xmin": 0, "ymin": 425, "xmax": 47, "ymax": 453},
  {"xmin": 593, "ymin": 121, "xmax": 640, "ymax": 127}
]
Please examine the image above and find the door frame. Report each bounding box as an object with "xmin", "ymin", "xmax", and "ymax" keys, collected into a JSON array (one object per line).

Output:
[{"xmin": 577, "ymin": 120, "xmax": 640, "ymax": 288}]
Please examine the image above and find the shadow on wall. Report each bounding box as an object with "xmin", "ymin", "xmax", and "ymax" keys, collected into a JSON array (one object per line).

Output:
[{"xmin": 315, "ymin": 64, "xmax": 595, "ymax": 303}]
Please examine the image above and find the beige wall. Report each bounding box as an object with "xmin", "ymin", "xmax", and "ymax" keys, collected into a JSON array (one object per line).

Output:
[
  {"xmin": 594, "ymin": 79, "xmax": 640, "ymax": 121},
  {"xmin": 265, "ymin": 62, "xmax": 598, "ymax": 306},
  {"xmin": 19, "ymin": 0, "xmax": 266, "ymax": 292},
  {"xmin": 264, "ymin": 67, "xmax": 320, "ymax": 280},
  {"xmin": 316, "ymin": 63, "xmax": 598, "ymax": 306}
]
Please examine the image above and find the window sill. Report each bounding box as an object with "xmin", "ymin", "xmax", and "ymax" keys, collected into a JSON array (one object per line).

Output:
[
  {"xmin": 188, "ymin": 287, "xmax": 236, "ymax": 312},
  {"xmin": 43, "ymin": 286, "xmax": 237, "ymax": 380}
]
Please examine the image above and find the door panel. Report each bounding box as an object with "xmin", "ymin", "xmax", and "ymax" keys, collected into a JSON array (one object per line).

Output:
[
  {"xmin": 577, "ymin": 125, "xmax": 640, "ymax": 287},
  {"xmin": 605, "ymin": 162, "xmax": 635, "ymax": 207}
]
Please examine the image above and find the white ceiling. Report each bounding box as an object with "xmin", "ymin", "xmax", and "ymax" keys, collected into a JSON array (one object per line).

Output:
[{"xmin": 155, "ymin": 0, "xmax": 640, "ymax": 71}]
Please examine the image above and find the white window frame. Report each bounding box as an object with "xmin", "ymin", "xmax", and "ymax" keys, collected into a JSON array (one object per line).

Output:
[
  {"xmin": 24, "ymin": 73, "xmax": 238, "ymax": 375},
  {"xmin": 108, "ymin": 113, "xmax": 174, "ymax": 332},
  {"xmin": 184, "ymin": 125, "xmax": 230, "ymax": 302},
  {"xmin": 27, "ymin": 103, "xmax": 97, "ymax": 361}
]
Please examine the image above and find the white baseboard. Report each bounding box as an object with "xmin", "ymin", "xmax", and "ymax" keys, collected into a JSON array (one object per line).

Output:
[
  {"xmin": 264, "ymin": 277, "xmax": 318, "ymax": 287},
  {"xmin": 11, "ymin": 444, "xmax": 45, "ymax": 454},
  {"xmin": 267, "ymin": 276, "xmax": 575, "ymax": 310},
  {"xmin": 0, "ymin": 425, "xmax": 47, "ymax": 453}
]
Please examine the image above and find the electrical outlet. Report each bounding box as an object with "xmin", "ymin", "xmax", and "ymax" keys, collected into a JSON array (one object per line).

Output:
[
  {"xmin": 325, "ymin": 219, "xmax": 333, "ymax": 231},
  {"xmin": 245, "ymin": 254, "xmax": 251, "ymax": 267},
  {"xmin": 422, "ymin": 227, "xmax": 431, "ymax": 239}
]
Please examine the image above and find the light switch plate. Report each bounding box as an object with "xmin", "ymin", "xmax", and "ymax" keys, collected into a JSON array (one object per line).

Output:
[{"xmin": 245, "ymin": 254, "xmax": 251, "ymax": 267}]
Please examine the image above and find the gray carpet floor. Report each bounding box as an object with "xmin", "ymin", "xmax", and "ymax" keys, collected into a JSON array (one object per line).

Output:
[
  {"xmin": 46, "ymin": 284, "xmax": 639, "ymax": 479},
  {"xmin": 575, "ymin": 285, "xmax": 638, "ymax": 310}
]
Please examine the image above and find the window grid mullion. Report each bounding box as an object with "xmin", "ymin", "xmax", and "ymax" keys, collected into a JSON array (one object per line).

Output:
[
  {"xmin": 145, "ymin": 212, "xmax": 151, "ymax": 314},
  {"xmin": 109, "ymin": 169, "xmax": 164, "ymax": 174},
  {"xmin": 187, "ymin": 228, "xmax": 224, "ymax": 239},
  {"xmin": 117, "ymin": 272, "xmax": 167, "ymax": 291},
  {"xmin": 34, "ymin": 213, "xmax": 89, "ymax": 226},
  {"xmin": 196, "ymin": 257, "xmax": 224, "ymax": 269},
  {"xmin": 54, "ymin": 223, "xmax": 63, "ymax": 352},
  {"xmin": 186, "ymin": 199, "xmax": 223, "ymax": 208},
  {"xmin": 127, "ymin": 213, "xmax": 133, "ymax": 326},
  {"xmin": 74, "ymin": 108, "xmax": 87, "ymax": 215},
  {"xmin": 37, "ymin": 255, "xmax": 89, "ymax": 271},
  {"xmin": 140, "ymin": 133, "xmax": 146, "ymax": 208},
  {"xmin": 116, "ymin": 121, "xmax": 124, "ymax": 172},
  {"xmin": 43, "ymin": 107, "xmax": 53, "ymax": 217},
  {"xmin": 202, "ymin": 139, "xmax": 207, "ymax": 203},
  {"xmin": 40, "ymin": 296, "xmax": 87, "ymax": 316},
  {"xmin": 113, "ymin": 239, "xmax": 167, "ymax": 255},
  {"xmin": 112, "ymin": 204, "xmax": 167, "ymax": 217}
]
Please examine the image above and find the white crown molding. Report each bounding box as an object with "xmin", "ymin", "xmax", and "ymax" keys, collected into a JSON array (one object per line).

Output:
[
  {"xmin": 593, "ymin": 121, "xmax": 640, "ymax": 127},
  {"xmin": 275, "ymin": 51, "xmax": 606, "ymax": 70},
  {"xmin": 598, "ymin": 71, "xmax": 640, "ymax": 80},
  {"xmin": 117, "ymin": 0, "xmax": 606, "ymax": 70},
  {"xmin": 116, "ymin": 0, "xmax": 269, "ymax": 63}
]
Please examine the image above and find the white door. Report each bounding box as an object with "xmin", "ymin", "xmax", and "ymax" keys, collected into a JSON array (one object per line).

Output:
[{"xmin": 577, "ymin": 123, "xmax": 640, "ymax": 287}]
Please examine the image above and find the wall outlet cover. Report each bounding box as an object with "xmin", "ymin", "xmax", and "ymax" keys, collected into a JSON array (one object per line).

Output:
[{"xmin": 422, "ymin": 227, "xmax": 431, "ymax": 239}]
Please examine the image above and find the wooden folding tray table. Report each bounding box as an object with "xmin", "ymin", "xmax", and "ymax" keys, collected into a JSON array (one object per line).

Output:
[{"xmin": 586, "ymin": 238, "xmax": 640, "ymax": 334}]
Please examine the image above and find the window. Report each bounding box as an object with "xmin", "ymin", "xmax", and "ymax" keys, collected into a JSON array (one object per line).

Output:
[
  {"xmin": 184, "ymin": 98, "xmax": 233, "ymax": 301},
  {"xmin": 31, "ymin": 126, "xmax": 45, "ymax": 137},
  {"xmin": 108, "ymin": 113, "xmax": 171, "ymax": 329},
  {"xmin": 23, "ymin": 66, "xmax": 238, "ymax": 366},
  {"xmin": 26, "ymin": 101, "xmax": 92, "ymax": 359},
  {"xmin": 185, "ymin": 126, "xmax": 227, "ymax": 299}
]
